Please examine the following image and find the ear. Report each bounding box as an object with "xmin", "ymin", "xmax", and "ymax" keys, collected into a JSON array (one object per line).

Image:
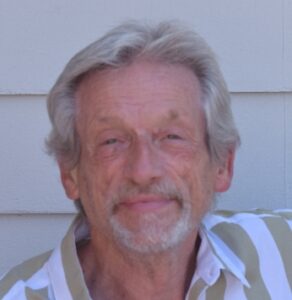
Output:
[
  {"xmin": 58, "ymin": 162, "xmax": 80, "ymax": 200},
  {"xmin": 214, "ymin": 149, "xmax": 235, "ymax": 193}
]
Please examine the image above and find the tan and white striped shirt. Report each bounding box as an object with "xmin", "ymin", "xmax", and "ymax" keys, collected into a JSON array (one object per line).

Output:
[{"xmin": 1, "ymin": 210, "xmax": 291, "ymax": 299}]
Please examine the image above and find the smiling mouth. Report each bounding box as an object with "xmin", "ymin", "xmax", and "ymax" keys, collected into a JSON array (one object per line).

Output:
[{"xmin": 116, "ymin": 195, "xmax": 176, "ymax": 213}]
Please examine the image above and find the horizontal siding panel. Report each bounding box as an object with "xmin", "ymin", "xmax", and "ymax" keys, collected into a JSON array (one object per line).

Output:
[
  {"xmin": 284, "ymin": 0, "xmax": 292, "ymax": 89},
  {"xmin": 0, "ymin": 96, "xmax": 75, "ymax": 213},
  {"xmin": 0, "ymin": 0, "xmax": 289, "ymax": 93},
  {"xmin": 0, "ymin": 214, "xmax": 75, "ymax": 275},
  {"xmin": 286, "ymin": 94, "xmax": 292, "ymax": 205},
  {"xmin": 218, "ymin": 93, "xmax": 287, "ymax": 210}
]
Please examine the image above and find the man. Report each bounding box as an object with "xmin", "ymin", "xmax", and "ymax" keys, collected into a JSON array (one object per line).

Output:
[{"xmin": 1, "ymin": 21, "xmax": 291, "ymax": 300}]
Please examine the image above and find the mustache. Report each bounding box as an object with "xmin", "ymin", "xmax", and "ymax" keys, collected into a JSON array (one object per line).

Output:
[{"xmin": 110, "ymin": 178, "xmax": 188, "ymax": 207}]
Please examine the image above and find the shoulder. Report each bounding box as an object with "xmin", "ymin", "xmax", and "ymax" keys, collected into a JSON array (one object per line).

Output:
[
  {"xmin": 203, "ymin": 209, "xmax": 292, "ymax": 288},
  {"xmin": 205, "ymin": 209, "xmax": 292, "ymax": 247},
  {"xmin": 208, "ymin": 209, "xmax": 292, "ymax": 232},
  {"xmin": 0, "ymin": 251, "xmax": 52, "ymax": 299},
  {"xmin": 201, "ymin": 210, "xmax": 292, "ymax": 296}
]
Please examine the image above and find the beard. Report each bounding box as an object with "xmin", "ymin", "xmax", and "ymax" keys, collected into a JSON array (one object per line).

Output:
[{"xmin": 106, "ymin": 178, "xmax": 200, "ymax": 254}]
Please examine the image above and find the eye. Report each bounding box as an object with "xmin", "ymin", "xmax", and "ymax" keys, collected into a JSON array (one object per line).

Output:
[
  {"xmin": 102, "ymin": 138, "xmax": 118, "ymax": 145},
  {"xmin": 166, "ymin": 134, "xmax": 182, "ymax": 140}
]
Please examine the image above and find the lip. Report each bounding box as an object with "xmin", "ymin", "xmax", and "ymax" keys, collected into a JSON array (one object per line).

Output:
[{"xmin": 117, "ymin": 195, "xmax": 174, "ymax": 213}]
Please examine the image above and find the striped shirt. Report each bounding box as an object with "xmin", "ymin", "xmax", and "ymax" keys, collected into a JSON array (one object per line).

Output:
[{"xmin": 1, "ymin": 210, "xmax": 291, "ymax": 299}]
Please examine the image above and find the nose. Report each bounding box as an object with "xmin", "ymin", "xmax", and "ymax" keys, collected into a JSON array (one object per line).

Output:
[{"xmin": 125, "ymin": 138, "xmax": 163, "ymax": 186}]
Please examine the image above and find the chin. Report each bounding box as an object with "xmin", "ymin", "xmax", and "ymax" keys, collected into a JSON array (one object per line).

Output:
[{"xmin": 109, "ymin": 208, "xmax": 196, "ymax": 254}]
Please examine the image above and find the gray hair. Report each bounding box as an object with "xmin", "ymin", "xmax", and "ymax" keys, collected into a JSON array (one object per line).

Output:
[{"xmin": 46, "ymin": 20, "xmax": 240, "ymax": 169}]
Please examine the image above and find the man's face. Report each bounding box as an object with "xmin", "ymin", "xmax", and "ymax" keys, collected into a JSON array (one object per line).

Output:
[{"xmin": 61, "ymin": 61, "xmax": 233, "ymax": 253}]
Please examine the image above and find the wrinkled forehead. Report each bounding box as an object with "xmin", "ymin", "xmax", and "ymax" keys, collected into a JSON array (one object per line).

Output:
[
  {"xmin": 74, "ymin": 60, "xmax": 204, "ymax": 112},
  {"xmin": 76, "ymin": 61, "xmax": 203, "ymax": 131}
]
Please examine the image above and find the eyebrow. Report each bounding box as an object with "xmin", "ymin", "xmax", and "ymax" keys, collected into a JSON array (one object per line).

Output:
[
  {"xmin": 159, "ymin": 109, "xmax": 189, "ymax": 127},
  {"xmin": 95, "ymin": 115, "xmax": 126, "ymax": 125}
]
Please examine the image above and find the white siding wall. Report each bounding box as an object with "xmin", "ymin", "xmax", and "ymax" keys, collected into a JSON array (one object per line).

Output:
[{"xmin": 0, "ymin": 0, "xmax": 291, "ymax": 275}]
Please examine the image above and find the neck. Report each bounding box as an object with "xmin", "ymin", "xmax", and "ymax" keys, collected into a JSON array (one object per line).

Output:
[{"xmin": 77, "ymin": 229, "xmax": 200, "ymax": 300}]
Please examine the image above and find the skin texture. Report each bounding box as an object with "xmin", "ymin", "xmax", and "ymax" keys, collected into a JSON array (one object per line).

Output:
[{"xmin": 60, "ymin": 61, "xmax": 234, "ymax": 300}]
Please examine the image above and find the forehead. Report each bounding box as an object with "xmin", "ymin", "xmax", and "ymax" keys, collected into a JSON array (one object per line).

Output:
[{"xmin": 75, "ymin": 61, "xmax": 204, "ymax": 126}]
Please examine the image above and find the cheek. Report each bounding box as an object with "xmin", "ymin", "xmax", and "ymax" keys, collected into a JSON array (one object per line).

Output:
[
  {"xmin": 83, "ymin": 145, "xmax": 125, "ymax": 184},
  {"xmin": 188, "ymin": 164, "xmax": 215, "ymax": 212},
  {"xmin": 168, "ymin": 152, "xmax": 214, "ymax": 199},
  {"xmin": 76, "ymin": 157, "xmax": 106, "ymax": 210},
  {"xmin": 164, "ymin": 150, "xmax": 200, "ymax": 179},
  {"xmin": 77, "ymin": 165, "xmax": 113, "ymax": 226}
]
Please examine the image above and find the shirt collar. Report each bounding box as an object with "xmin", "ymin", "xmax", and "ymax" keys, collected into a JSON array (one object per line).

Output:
[
  {"xmin": 190, "ymin": 228, "xmax": 224, "ymax": 286},
  {"xmin": 47, "ymin": 214, "xmax": 91, "ymax": 300},
  {"xmin": 199, "ymin": 213, "xmax": 250, "ymax": 288}
]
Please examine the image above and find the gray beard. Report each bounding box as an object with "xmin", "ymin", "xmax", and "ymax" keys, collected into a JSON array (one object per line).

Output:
[{"xmin": 109, "ymin": 201, "xmax": 196, "ymax": 254}]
